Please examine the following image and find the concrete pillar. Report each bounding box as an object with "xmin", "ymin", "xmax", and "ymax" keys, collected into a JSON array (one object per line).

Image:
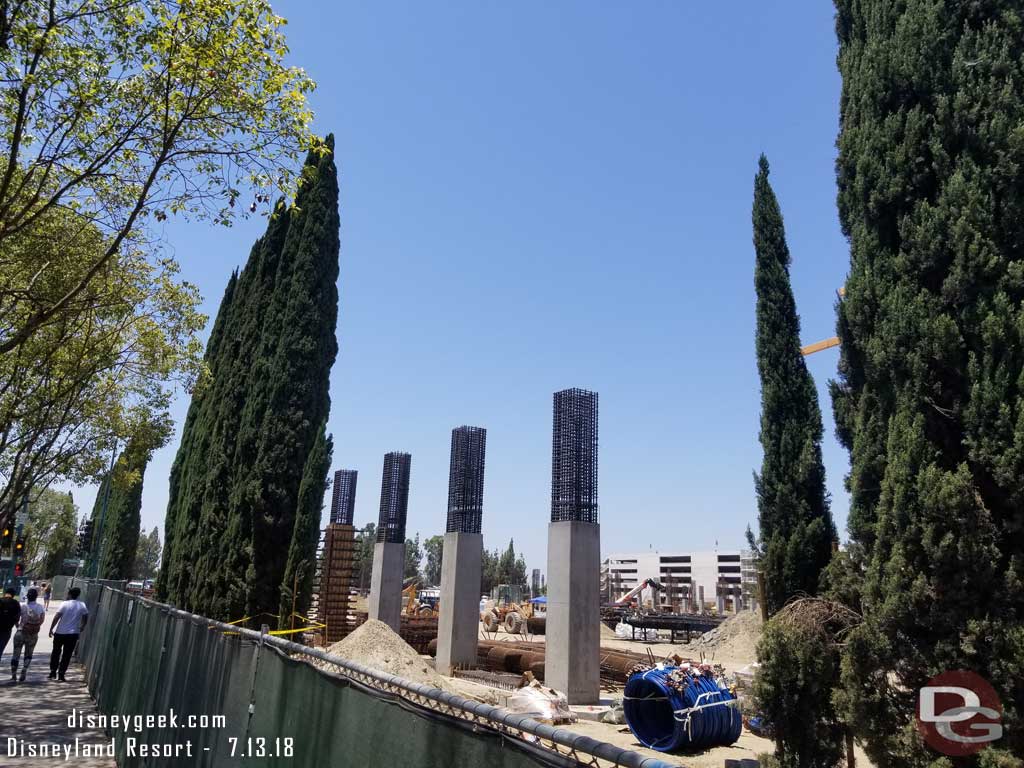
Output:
[
  {"xmin": 716, "ymin": 583, "xmax": 725, "ymax": 616},
  {"xmin": 436, "ymin": 531, "xmax": 482, "ymax": 675},
  {"xmin": 545, "ymin": 520, "xmax": 600, "ymax": 704},
  {"xmin": 368, "ymin": 541, "xmax": 404, "ymax": 632},
  {"xmin": 698, "ymin": 585, "xmax": 705, "ymax": 613}
]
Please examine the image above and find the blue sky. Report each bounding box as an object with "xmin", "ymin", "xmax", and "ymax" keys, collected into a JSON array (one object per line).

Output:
[{"xmin": 69, "ymin": 2, "xmax": 850, "ymax": 575}]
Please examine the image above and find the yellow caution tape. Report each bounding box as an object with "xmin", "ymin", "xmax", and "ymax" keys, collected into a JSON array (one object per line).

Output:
[{"xmin": 219, "ymin": 613, "xmax": 324, "ymax": 636}]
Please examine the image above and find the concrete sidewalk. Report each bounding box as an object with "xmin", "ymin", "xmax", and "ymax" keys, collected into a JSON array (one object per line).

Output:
[{"xmin": 0, "ymin": 601, "xmax": 115, "ymax": 767}]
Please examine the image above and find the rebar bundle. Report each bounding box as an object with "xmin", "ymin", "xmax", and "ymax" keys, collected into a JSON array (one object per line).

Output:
[
  {"xmin": 376, "ymin": 452, "xmax": 411, "ymax": 543},
  {"xmin": 550, "ymin": 388, "xmax": 599, "ymax": 523},
  {"xmin": 446, "ymin": 426, "xmax": 486, "ymax": 534},
  {"xmin": 331, "ymin": 469, "xmax": 357, "ymax": 525},
  {"xmin": 317, "ymin": 523, "xmax": 357, "ymax": 643}
]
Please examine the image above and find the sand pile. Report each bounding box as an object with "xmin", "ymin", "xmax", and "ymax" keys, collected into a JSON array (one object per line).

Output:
[
  {"xmin": 677, "ymin": 611, "xmax": 763, "ymax": 666},
  {"xmin": 312, "ymin": 619, "xmax": 449, "ymax": 689},
  {"xmin": 599, "ymin": 622, "xmax": 617, "ymax": 641}
]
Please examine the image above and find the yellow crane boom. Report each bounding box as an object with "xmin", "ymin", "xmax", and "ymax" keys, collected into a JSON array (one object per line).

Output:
[{"xmin": 801, "ymin": 336, "xmax": 840, "ymax": 356}]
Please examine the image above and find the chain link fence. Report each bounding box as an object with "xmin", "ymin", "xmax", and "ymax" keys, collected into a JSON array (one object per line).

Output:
[{"xmin": 74, "ymin": 583, "xmax": 671, "ymax": 768}]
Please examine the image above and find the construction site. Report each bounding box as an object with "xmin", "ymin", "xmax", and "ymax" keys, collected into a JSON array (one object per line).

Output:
[{"xmin": 290, "ymin": 388, "xmax": 857, "ymax": 768}]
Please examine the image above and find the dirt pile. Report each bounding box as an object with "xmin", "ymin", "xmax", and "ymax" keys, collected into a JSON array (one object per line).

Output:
[
  {"xmin": 312, "ymin": 619, "xmax": 449, "ymax": 689},
  {"xmin": 677, "ymin": 611, "xmax": 762, "ymax": 666}
]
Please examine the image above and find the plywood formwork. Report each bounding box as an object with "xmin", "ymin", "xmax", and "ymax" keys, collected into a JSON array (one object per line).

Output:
[{"xmin": 317, "ymin": 523, "xmax": 358, "ymax": 644}]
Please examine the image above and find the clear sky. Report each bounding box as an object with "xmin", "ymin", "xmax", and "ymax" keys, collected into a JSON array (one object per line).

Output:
[{"xmin": 67, "ymin": 2, "xmax": 850, "ymax": 576}]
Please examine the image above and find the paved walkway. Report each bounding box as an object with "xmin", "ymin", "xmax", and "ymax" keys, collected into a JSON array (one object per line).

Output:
[{"xmin": 0, "ymin": 601, "xmax": 115, "ymax": 767}]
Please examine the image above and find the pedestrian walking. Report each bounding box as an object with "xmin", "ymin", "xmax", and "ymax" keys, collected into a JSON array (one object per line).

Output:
[
  {"xmin": 43, "ymin": 583, "xmax": 52, "ymax": 610},
  {"xmin": 11, "ymin": 588, "xmax": 45, "ymax": 682},
  {"xmin": 48, "ymin": 587, "xmax": 89, "ymax": 681},
  {"xmin": 0, "ymin": 586, "xmax": 20, "ymax": 667}
]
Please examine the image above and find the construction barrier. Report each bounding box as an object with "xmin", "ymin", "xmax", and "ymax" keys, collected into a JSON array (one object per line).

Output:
[{"xmin": 74, "ymin": 583, "xmax": 674, "ymax": 768}]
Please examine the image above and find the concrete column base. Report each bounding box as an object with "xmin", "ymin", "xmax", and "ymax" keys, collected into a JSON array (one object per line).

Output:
[
  {"xmin": 368, "ymin": 541, "xmax": 405, "ymax": 632},
  {"xmin": 544, "ymin": 520, "xmax": 600, "ymax": 704},
  {"xmin": 436, "ymin": 532, "xmax": 482, "ymax": 675}
]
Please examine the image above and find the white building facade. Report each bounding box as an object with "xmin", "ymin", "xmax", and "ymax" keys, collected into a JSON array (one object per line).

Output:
[{"xmin": 601, "ymin": 550, "xmax": 756, "ymax": 612}]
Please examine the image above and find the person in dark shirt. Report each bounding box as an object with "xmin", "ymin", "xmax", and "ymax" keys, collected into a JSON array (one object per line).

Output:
[{"xmin": 0, "ymin": 586, "xmax": 21, "ymax": 665}]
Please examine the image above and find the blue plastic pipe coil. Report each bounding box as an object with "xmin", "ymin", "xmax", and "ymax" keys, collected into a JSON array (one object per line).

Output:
[{"xmin": 622, "ymin": 666, "xmax": 743, "ymax": 752}]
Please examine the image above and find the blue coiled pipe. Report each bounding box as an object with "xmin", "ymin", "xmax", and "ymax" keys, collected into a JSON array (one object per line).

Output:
[{"xmin": 622, "ymin": 666, "xmax": 742, "ymax": 752}]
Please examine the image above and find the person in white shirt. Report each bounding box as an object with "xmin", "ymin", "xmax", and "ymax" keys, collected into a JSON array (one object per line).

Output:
[
  {"xmin": 48, "ymin": 587, "xmax": 89, "ymax": 681},
  {"xmin": 11, "ymin": 587, "xmax": 45, "ymax": 682}
]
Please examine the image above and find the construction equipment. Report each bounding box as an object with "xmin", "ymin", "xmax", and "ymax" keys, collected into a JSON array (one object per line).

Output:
[
  {"xmin": 402, "ymin": 578, "xmax": 438, "ymax": 617},
  {"xmin": 800, "ymin": 287, "xmax": 845, "ymax": 357},
  {"xmin": 610, "ymin": 578, "xmax": 664, "ymax": 609},
  {"xmin": 481, "ymin": 584, "xmax": 534, "ymax": 634},
  {"xmin": 601, "ymin": 578, "xmax": 665, "ymax": 625}
]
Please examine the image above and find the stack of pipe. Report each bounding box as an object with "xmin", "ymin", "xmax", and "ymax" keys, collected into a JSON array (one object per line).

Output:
[{"xmin": 426, "ymin": 638, "xmax": 680, "ymax": 684}]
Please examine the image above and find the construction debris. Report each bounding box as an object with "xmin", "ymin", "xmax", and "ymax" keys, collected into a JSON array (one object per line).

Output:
[{"xmin": 506, "ymin": 678, "xmax": 576, "ymax": 725}]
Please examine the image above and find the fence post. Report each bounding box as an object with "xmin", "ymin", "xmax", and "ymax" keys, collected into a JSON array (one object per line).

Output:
[{"xmin": 244, "ymin": 624, "xmax": 269, "ymax": 741}]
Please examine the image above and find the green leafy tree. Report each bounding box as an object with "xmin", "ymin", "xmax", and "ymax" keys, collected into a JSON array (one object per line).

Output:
[
  {"xmin": 423, "ymin": 535, "xmax": 444, "ymax": 586},
  {"xmin": 404, "ymin": 533, "xmax": 423, "ymax": 581},
  {"xmin": 278, "ymin": 426, "xmax": 332, "ymax": 630},
  {"xmin": 353, "ymin": 522, "xmax": 376, "ymax": 593},
  {"xmin": 751, "ymin": 156, "xmax": 835, "ymax": 616},
  {"xmin": 23, "ymin": 488, "xmax": 78, "ymax": 577},
  {"xmin": 480, "ymin": 547, "xmax": 499, "ymax": 594},
  {"xmin": 0, "ymin": 206, "xmax": 203, "ymax": 533},
  {"xmin": 830, "ymin": 2, "xmax": 1024, "ymax": 763},
  {"xmin": 0, "ymin": 0, "xmax": 318, "ymax": 356},
  {"xmin": 133, "ymin": 527, "xmax": 162, "ymax": 581}
]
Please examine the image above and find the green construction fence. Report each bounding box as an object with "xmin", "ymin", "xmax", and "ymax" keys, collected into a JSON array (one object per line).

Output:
[{"xmin": 73, "ymin": 584, "xmax": 671, "ymax": 768}]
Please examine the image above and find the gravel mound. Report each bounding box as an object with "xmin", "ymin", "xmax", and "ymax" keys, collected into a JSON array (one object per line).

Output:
[{"xmin": 312, "ymin": 619, "xmax": 449, "ymax": 689}]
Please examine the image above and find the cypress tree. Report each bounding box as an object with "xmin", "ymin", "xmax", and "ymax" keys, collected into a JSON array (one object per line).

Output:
[
  {"xmin": 831, "ymin": 3, "xmax": 1024, "ymax": 762},
  {"xmin": 160, "ymin": 136, "xmax": 339, "ymax": 623},
  {"xmin": 278, "ymin": 426, "xmax": 332, "ymax": 630},
  {"xmin": 188, "ymin": 204, "xmax": 293, "ymax": 617},
  {"xmin": 232, "ymin": 136, "xmax": 340, "ymax": 621},
  {"xmin": 85, "ymin": 473, "xmax": 110, "ymax": 576},
  {"xmin": 157, "ymin": 270, "xmax": 239, "ymax": 601},
  {"xmin": 752, "ymin": 155, "xmax": 835, "ymax": 615},
  {"xmin": 98, "ymin": 438, "xmax": 152, "ymax": 580}
]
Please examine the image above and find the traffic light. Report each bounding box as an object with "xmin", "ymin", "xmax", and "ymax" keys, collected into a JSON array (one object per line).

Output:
[
  {"xmin": 14, "ymin": 536, "xmax": 24, "ymax": 553},
  {"xmin": 13, "ymin": 562, "xmax": 22, "ymax": 577},
  {"xmin": 1, "ymin": 526, "xmax": 10, "ymax": 547}
]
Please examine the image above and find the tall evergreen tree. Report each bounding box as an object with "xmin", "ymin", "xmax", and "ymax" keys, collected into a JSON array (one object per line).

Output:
[
  {"xmin": 157, "ymin": 270, "xmax": 240, "ymax": 601},
  {"xmin": 231, "ymin": 136, "xmax": 340, "ymax": 620},
  {"xmin": 190, "ymin": 205, "xmax": 293, "ymax": 616},
  {"xmin": 752, "ymin": 155, "xmax": 835, "ymax": 615},
  {"xmin": 751, "ymin": 157, "xmax": 843, "ymax": 767},
  {"xmin": 831, "ymin": 3, "xmax": 1024, "ymax": 763},
  {"xmin": 278, "ymin": 426, "xmax": 332, "ymax": 630},
  {"xmin": 85, "ymin": 473, "xmax": 110, "ymax": 576},
  {"xmin": 99, "ymin": 436, "xmax": 156, "ymax": 580},
  {"xmin": 160, "ymin": 136, "xmax": 340, "ymax": 622}
]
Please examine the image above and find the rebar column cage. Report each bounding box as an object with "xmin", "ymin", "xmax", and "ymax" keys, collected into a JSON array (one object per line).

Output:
[
  {"xmin": 446, "ymin": 426, "xmax": 486, "ymax": 534},
  {"xmin": 331, "ymin": 469, "xmax": 358, "ymax": 525},
  {"xmin": 376, "ymin": 452, "xmax": 411, "ymax": 543},
  {"xmin": 550, "ymin": 387, "xmax": 599, "ymax": 524}
]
